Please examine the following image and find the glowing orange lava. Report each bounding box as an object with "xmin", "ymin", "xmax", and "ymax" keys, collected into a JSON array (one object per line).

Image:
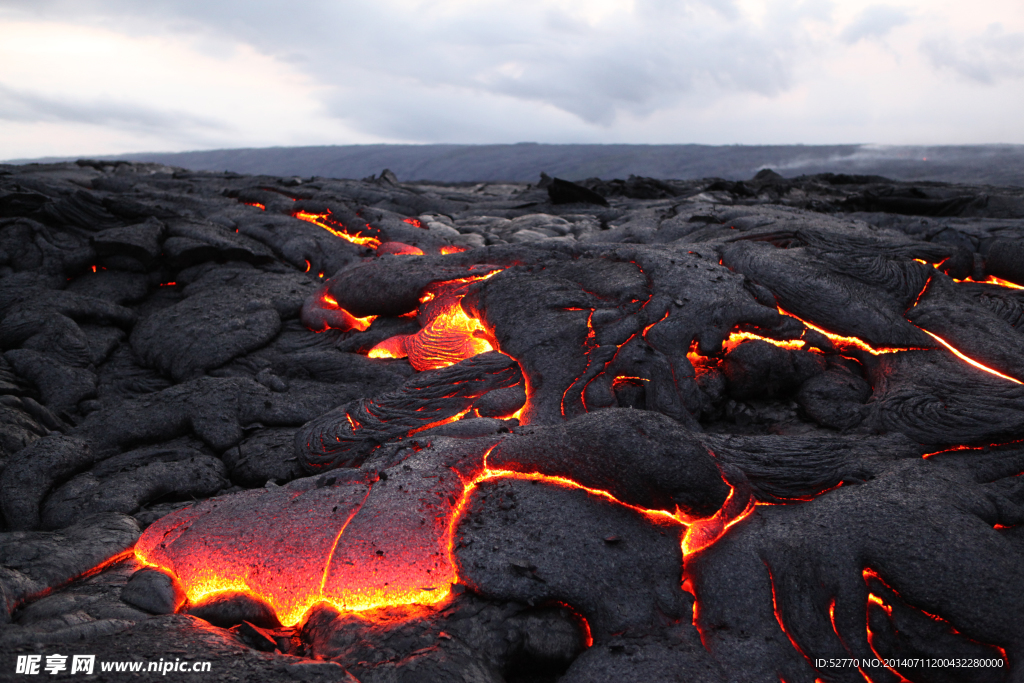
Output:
[
  {"xmin": 294, "ymin": 210, "xmax": 382, "ymax": 249},
  {"xmin": 320, "ymin": 293, "xmax": 377, "ymax": 332},
  {"xmin": 721, "ymin": 330, "xmax": 809, "ymax": 353},
  {"xmin": 368, "ymin": 273, "xmax": 501, "ymax": 371},
  {"xmin": 956, "ymin": 275, "xmax": 1024, "ymax": 290},
  {"xmin": 679, "ymin": 485, "xmax": 755, "ymax": 557},
  {"xmin": 862, "ymin": 570, "xmax": 923, "ymax": 683},
  {"xmin": 776, "ymin": 307, "xmax": 916, "ymax": 356},
  {"xmin": 377, "ymin": 242, "xmax": 425, "ymax": 256},
  {"xmin": 134, "ymin": 436, "xmax": 757, "ymax": 634},
  {"xmin": 913, "ymin": 328, "xmax": 1023, "ymax": 385},
  {"xmin": 916, "ymin": 259, "xmax": 1024, "ymax": 290},
  {"xmin": 683, "ymin": 330, "xmax": 814, "ymax": 376},
  {"xmin": 766, "ymin": 564, "xmax": 817, "ymax": 670},
  {"xmin": 243, "ymin": 202, "xmax": 266, "ymax": 211},
  {"xmin": 440, "ymin": 245, "xmax": 470, "ymax": 254}
]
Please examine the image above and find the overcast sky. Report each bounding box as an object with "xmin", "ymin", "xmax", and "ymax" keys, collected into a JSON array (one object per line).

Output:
[{"xmin": 1, "ymin": 0, "xmax": 1023, "ymax": 159}]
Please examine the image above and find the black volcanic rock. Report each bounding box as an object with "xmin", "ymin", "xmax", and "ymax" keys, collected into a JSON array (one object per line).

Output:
[
  {"xmin": 121, "ymin": 567, "xmax": 186, "ymax": 615},
  {"xmin": 547, "ymin": 177, "xmax": 610, "ymax": 206},
  {"xmin": 91, "ymin": 217, "xmax": 165, "ymax": 270},
  {"xmin": 187, "ymin": 591, "xmax": 281, "ymax": 629},
  {"xmin": 5, "ymin": 160, "xmax": 1024, "ymax": 681},
  {"xmin": 455, "ymin": 477, "xmax": 688, "ymax": 638},
  {"xmin": 40, "ymin": 445, "xmax": 229, "ymax": 530},
  {"xmin": 0, "ymin": 512, "xmax": 140, "ymax": 620}
]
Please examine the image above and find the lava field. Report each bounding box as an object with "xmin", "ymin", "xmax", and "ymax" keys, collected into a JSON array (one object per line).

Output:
[{"xmin": 1, "ymin": 161, "xmax": 1024, "ymax": 682}]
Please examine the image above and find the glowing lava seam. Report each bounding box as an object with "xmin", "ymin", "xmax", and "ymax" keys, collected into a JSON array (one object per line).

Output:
[
  {"xmin": 776, "ymin": 307, "xmax": 916, "ymax": 356},
  {"xmin": 913, "ymin": 328, "xmax": 1023, "ymax": 385},
  {"xmin": 293, "ymin": 210, "xmax": 382, "ymax": 249}
]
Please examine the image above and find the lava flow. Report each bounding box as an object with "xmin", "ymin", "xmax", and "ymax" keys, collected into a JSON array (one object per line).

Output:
[
  {"xmin": 686, "ymin": 329, "xmax": 815, "ymax": 374},
  {"xmin": 319, "ymin": 292, "xmax": 377, "ymax": 332},
  {"xmin": 134, "ymin": 440, "xmax": 755, "ymax": 629},
  {"xmin": 913, "ymin": 327, "xmax": 1024, "ymax": 385},
  {"xmin": 776, "ymin": 307, "xmax": 917, "ymax": 356},
  {"xmin": 293, "ymin": 209, "xmax": 382, "ymax": 249},
  {"xmin": 368, "ymin": 273, "xmax": 501, "ymax": 371}
]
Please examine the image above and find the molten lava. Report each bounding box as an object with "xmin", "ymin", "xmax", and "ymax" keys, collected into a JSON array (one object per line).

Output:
[
  {"xmin": 293, "ymin": 210, "xmax": 382, "ymax": 249},
  {"xmin": 134, "ymin": 438, "xmax": 755, "ymax": 632},
  {"xmin": 679, "ymin": 484, "xmax": 755, "ymax": 557},
  {"xmin": 368, "ymin": 274, "xmax": 501, "ymax": 371},
  {"xmin": 776, "ymin": 307, "xmax": 918, "ymax": 356},
  {"xmin": 766, "ymin": 564, "xmax": 817, "ymax": 670},
  {"xmin": 318, "ymin": 293, "xmax": 377, "ymax": 332},
  {"xmin": 377, "ymin": 241, "xmax": 425, "ymax": 256},
  {"xmin": 957, "ymin": 275, "xmax": 1024, "ymax": 290},
  {"xmin": 862, "ymin": 567, "xmax": 1008, "ymax": 675},
  {"xmin": 913, "ymin": 327, "xmax": 1023, "ymax": 384}
]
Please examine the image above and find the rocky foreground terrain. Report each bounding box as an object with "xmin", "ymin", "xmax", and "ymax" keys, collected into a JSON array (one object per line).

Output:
[{"xmin": 1, "ymin": 160, "xmax": 1024, "ymax": 682}]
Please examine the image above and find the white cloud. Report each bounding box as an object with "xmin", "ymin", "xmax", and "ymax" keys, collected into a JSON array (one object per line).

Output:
[
  {"xmin": 840, "ymin": 4, "xmax": 910, "ymax": 44},
  {"xmin": 921, "ymin": 22, "xmax": 1024, "ymax": 84},
  {"xmin": 1, "ymin": 0, "xmax": 1024, "ymax": 156}
]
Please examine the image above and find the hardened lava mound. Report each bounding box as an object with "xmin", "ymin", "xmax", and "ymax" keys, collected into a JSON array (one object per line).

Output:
[{"xmin": 1, "ymin": 161, "xmax": 1024, "ymax": 682}]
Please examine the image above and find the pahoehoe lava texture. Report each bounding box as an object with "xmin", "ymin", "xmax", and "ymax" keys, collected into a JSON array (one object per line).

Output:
[{"xmin": 2, "ymin": 160, "xmax": 1024, "ymax": 682}]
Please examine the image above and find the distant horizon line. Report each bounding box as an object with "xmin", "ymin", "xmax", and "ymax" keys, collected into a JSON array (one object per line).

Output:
[{"xmin": 7, "ymin": 141, "xmax": 1024, "ymax": 166}]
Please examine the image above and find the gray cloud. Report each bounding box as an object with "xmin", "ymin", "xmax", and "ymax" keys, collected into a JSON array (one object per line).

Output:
[
  {"xmin": 921, "ymin": 23, "xmax": 1024, "ymax": 84},
  {"xmin": 0, "ymin": 84, "xmax": 223, "ymax": 130},
  {"xmin": 0, "ymin": 0, "xmax": 827, "ymax": 139},
  {"xmin": 839, "ymin": 5, "xmax": 909, "ymax": 44}
]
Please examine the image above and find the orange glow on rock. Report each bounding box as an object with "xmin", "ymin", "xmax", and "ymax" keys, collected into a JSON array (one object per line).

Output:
[
  {"xmin": 377, "ymin": 242, "xmax": 425, "ymax": 256},
  {"xmin": 611, "ymin": 375, "xmax": 649, "ymax": 387},
  {"xmin": 683, "ymin": 329, "xmax": 813, "ymax": 377},
  {"xmin": 403, "ymin": 218, "xmax": 424, "ymax": 228},
  {"xmin": 304, "ymin": 259, "xmax": 311, "ymax": 273},
  {"xmin": 407, "ymin": 408, "xmax": 473, "ymax": 437},
  {"xmin": 243, "ymin": 202, "xmax": 266, "ymax": 211},
  {"xmin": 721, "ymin": 330, "xmax": 808, "ymax": 353},
  {"xmin": 915, "ymin": 259, "xmax": 1024, "ymax": 290},
  {"xmin": 135, "ymin": 480, "xmax": 373, "ymax": 627},
  {"xmin": 679, "ymin": 484, "xmax": 755, "ymax": 557},
  {"xmin": 828, "ymin": 598, "xmax": 842, "ymax": 641},
  {"xmin": 548, "ymin": 600, "xmax": 594, "ymax": 648},
  {"xmin": 777, "ymin": 307, "xmax": 917, "ymax": 356},
  {"xmin": 766, "ymin": 564, "xmax": 817, "ymax": 669},
  {"xmin": 956, "ymin": 275, "xmax": 1024, "ymax": 290},
  {"xmin": 862, "ymin": 573, "xmax": 916, "ymax": 683},
  {"xmin": 440, "ymin": 245, "xmax": 470, "ymax": 254},
  {"xmin": 319, "ymin": 293, "xmax": 377, "ymax": 332},
  {"xmin": 294, "ymin": 210, "xmax": 382, "ymax": 249},
  {"xmin": 135, "ymin": 438, "xmax": 758, "ymax": 632},
  {"xmin": 368, "ymin": 274, "xmax": 501, "ymax": 371},
  {"xmin": 913, "ymin": 327, "xmax": 1024, "ymax": 385}
]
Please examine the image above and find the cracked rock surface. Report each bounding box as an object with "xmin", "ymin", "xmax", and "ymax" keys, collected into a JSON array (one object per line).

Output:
[{"xmin": 2, "ymin": 160, "xmax": 1024, "ymax": 682}]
